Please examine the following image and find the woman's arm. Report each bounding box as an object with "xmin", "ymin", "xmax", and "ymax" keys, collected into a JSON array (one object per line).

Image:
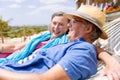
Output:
[
  {"xmin": 0, "ymin": 42, "xmax": 26, "ymax": 53},
  {"xmin": 0, "ymin": 44, "xmax": 16, "ymax": 53}
]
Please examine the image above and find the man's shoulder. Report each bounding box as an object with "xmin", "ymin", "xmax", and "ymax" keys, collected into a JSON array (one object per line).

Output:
[{"xmin": 69, "ymin": 40, "xmax": 94, "ymax": 50}]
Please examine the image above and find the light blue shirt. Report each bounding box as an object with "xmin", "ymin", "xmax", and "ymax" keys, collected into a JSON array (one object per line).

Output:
[{"xmin": 0, "ymin": 38, "xmax": 97, "ymax": 80}]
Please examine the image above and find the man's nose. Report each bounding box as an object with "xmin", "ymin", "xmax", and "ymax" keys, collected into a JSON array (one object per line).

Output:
[{"xmin": 67, "ymin": 23, "xmax": 72, "ymax": 28}]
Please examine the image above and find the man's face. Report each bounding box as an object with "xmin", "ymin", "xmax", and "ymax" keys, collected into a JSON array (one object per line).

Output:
[
  {"xmin": 67, "ymin": 17, "xmax": 88, "ymax": 41},
  {"xmin": 50, "ymin": 16, "xmax": 68, "ymax": 38}
]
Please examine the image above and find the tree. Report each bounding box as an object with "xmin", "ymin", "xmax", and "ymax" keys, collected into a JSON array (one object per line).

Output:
[
  {"xmin": 0, "ymin": 17, "xmax": 10, "ymax": 43},
  {"xmin": 24, "ymin": 26, "xmax": 33, "ymax": 40}
]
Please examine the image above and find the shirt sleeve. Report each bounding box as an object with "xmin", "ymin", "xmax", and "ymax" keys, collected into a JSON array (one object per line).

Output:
[{"xmin": 58, "ymin": 42, "xmax": 97, "ymax": 80}]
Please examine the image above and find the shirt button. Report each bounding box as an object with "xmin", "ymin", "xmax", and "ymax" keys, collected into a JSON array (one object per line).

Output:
[{"xmin": 65, "ymin": 68, "xmax": 68, "ymax": 71}]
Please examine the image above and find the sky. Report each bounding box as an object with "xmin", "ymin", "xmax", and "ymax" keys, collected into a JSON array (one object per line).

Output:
[{"xmin": 0, "ymin": 0, "xmax": 76, "ymax": 26}]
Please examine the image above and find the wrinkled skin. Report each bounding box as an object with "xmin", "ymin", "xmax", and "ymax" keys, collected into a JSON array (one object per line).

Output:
[{"xmin": 50, "ymin": 16, "xmax": 69, "ymax": 39}]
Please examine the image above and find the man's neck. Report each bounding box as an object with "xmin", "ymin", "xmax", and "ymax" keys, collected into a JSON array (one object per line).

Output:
[
  {"xmin": 67, "ymin": 35, "xmax": 82, "ymax": 42},
  {"xmin": 67, "ymin": 35, "xmax": 92, "ymax": 43}
]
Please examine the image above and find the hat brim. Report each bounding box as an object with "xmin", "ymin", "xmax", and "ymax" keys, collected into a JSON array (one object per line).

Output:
[{"xmin": 64, "ymin": 13, "xmax": 108, "ymax": 39}]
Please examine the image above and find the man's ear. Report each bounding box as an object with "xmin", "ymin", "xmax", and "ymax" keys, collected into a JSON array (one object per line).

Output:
[{"xmin": 85, "ymin": 25, "xmax": 92, "ymax": 33}]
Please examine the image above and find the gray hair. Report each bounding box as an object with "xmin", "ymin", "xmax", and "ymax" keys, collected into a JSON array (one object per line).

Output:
[
  {"xmin": 90, "ymin": 24, "xmax": 102, "ymax": 42},
  {"xmin": 51, "ymin": 11, "xmax": 70, "ymax": 23},
  {"xmin": 85, "ymin": 21, "xmax": 102, "ymax": 42}
]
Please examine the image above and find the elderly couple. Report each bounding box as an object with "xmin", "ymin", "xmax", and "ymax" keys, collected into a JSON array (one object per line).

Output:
[{"xmin": 0, "ymin": 5, "xmax": 120, "ymax": 80}]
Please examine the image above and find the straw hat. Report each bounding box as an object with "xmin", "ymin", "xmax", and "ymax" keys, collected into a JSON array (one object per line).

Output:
[{"xmin": 64, "ymin": 5, "xmax": 108, "ymax": 39}]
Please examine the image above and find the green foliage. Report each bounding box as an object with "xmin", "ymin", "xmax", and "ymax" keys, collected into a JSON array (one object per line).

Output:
[
  {"xmin": 3, "ymin": 25, "xmax": 48, "ymax": 38},
  {"xmin": 0, "ymin": 17, "xmax": 48, "ymax": 43},
  {"xmin": 0, "ymin": 18, "xmax": 11, "ymax": 43}
]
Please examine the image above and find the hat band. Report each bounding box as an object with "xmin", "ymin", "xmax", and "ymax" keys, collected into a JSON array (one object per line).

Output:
[{"xmin": 76, "ymin": 11, "xmax": 103, "ymax": 27}]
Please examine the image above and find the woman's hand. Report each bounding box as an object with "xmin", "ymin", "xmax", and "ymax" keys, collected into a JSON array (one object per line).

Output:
[{"xmin": 1, "ymin": 43, "xmax": 26, "ymax": 53}]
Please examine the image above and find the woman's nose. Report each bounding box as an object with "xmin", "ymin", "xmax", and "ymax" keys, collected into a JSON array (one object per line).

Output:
[{"xmin": 54, "ymin": 24, "xmax": 59, "ymax": 29}]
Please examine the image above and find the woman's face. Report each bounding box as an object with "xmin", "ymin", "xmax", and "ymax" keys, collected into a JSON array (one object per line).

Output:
[{"xmin": 50, "ymin": 16, "xmax": 69, "ymax": 39}]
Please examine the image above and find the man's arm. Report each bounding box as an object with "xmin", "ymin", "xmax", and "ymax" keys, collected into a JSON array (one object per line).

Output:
[
  {"xmin": 0, "ymin": 69, "xmax": 40, "ymax": 80},
  {"xmin": 96, "ymin": 47, "xmax": 120, "ymax": 80},
  {"xmin": 0, "ymin": 64, "xmax": 70, "ymax": 80}
]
